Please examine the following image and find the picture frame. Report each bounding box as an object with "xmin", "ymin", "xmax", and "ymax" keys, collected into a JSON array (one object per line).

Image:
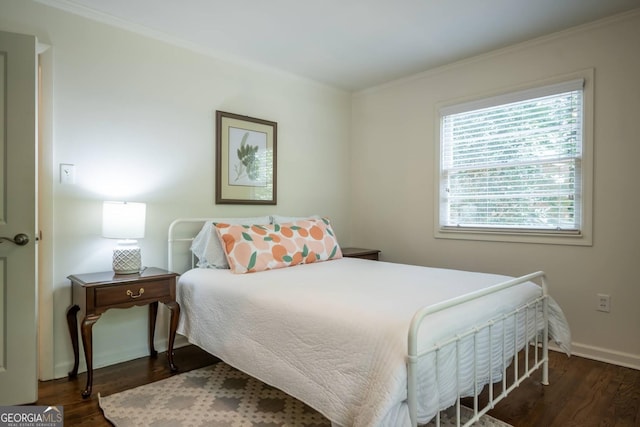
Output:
[{"xmin": 215, "ymin": 111, "xmax": 277, "ymax": 205}]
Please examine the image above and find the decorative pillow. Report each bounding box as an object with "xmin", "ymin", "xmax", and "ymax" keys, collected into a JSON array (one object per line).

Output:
[
  {"xmin": 190, "ymin": 216, "xmax": 271, "ymax": 268},
  {"xmin": 270, "ymin": 214, "xmax": 321, "ymax": 224},
  {"xmin": 215, "ymin": 218, "xmax": 343, "ymax": 274}
]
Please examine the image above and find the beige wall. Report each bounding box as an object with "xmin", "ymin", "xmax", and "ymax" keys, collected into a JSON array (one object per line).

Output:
[
  {"xmin": 1, "ymin": 0, "xmax": 352, "ymax": 379},
  {"xmin": 351, "ymin": 11, "xmax": 640, "ymax": 368},
  {"xmin": 2, "ymin": 0, "xmax": 639, "ymax": 381}
]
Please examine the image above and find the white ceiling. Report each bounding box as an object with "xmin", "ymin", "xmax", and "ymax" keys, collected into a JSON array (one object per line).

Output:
[{"xmin": 37, "ymin": 0, "xmax": 640, "ymax": 91}]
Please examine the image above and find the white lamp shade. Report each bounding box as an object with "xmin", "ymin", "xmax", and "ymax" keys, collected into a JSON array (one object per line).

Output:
[{"xmin": 102, "ymin": 201, "xmax": 146, "ymax": 239}]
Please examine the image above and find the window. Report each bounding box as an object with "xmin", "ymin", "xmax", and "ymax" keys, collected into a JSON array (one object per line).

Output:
[{"xmin": 437, "ymin": 75, "xmax": 592, "ymax": 245}]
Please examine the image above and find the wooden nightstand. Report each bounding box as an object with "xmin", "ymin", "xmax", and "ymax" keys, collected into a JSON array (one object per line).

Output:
[
  {"xmin": 341, "ymin": 247, "xmax": 381, "ymax": 261},
  {"xmin": 66, "ymin": 267, "xmax": 180, "ymax": 398}
]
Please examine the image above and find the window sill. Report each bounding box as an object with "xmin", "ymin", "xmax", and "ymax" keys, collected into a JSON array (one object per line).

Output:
[{"xmin": 435, "ymin": 227, "xmax": 592, "ymax": 246}]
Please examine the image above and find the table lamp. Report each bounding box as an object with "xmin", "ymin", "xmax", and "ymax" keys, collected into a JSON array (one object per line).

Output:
[{"xmin": 102, "ymin": 201, "xmax": 146, "ymax": 274}]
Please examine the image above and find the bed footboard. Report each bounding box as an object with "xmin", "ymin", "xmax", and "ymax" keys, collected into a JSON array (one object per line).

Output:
[{"xmin": 407, "ymin": 271, "xmax": 549, "ymax": 427}]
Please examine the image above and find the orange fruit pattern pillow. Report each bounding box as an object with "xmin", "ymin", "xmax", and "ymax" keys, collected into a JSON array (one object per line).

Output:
[{"xmin": 214, "ymin": 218, "xmax": 343, "ymax": 274}]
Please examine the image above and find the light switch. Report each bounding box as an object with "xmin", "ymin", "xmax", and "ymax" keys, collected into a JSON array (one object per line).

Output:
[{"xmin": 60, "ymin": 163, "xmax": 76, "ymax": 184}]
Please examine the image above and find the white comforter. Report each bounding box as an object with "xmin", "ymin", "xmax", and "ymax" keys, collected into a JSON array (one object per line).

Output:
[{"xmin": 176, "ymin": 258, "xmax": 570, "ymax": 427}]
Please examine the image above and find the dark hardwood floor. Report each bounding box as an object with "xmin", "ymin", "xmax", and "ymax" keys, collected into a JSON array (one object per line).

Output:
[
  {"xmin": 37, "ymin": 346, "xmax": 639, "ymax": 426},
  {"xmin": 37, "ymin": 345, "xmax": 219, "ymax": 427},
  {"xmin": 486, "ymin": 351, "xmax": 639, "ymax": 426}
]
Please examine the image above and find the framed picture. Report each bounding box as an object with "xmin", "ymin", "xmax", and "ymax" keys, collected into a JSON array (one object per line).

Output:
[{"xmin": 215, "ymin": 111, "xmax": 277, "ymax": 205}]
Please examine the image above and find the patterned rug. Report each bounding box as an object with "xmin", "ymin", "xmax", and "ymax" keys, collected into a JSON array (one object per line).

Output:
[{"xmin": 99, "ymin": 362, "xmax": 512, "ymax": 427}]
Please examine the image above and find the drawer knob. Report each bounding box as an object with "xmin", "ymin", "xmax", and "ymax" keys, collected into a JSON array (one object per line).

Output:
[{"xmin": 126, "ymin": 288, "xmax": 145, "ymax": 299}]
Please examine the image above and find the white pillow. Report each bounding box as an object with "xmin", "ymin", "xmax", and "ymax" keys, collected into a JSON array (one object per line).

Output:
[
  {"xmin": 190, "ymin": 216, "xmax": 271, "ymax": 268},
  {"xmin": 271, "ymin": 214, "xmax": 321, "ymax": 224}
]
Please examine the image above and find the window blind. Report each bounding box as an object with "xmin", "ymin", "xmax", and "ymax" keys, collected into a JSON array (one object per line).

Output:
[{"xmin": 440, "ymin": 80, "xmax": 584, "ymax": 233}]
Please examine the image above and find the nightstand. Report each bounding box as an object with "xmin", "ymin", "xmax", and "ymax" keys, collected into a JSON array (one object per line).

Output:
[
  {"xmin": 66, "ymin": 267, "xmax": 180, "ymax": 398},
  {"xmin": 341, "ymin": 247, "xmax": 381, "ymax": 261}
]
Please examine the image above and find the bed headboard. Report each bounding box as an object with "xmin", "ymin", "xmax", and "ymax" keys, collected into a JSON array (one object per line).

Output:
[{"xmin": 167, "ymin": 218, "xmax": 213, "ymax": 274}]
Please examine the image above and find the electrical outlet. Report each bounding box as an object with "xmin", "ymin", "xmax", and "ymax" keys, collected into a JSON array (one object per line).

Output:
[
  {"xmin": 60, "ymin": 163, "xmax": 76, "ymax": 184},
  {"xmin": 597, "ymin": 294, "xmax": 611, "ymax": 313}
]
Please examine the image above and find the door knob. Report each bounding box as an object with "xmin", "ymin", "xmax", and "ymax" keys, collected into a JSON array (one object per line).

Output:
[{"xmin": 0, "ymin": 233, "xmax": 29, "ymax": 246}]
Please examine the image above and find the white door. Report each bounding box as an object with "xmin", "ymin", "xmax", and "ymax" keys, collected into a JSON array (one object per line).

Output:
[{"xmin": 0, "ymin": 30, "xmax": 38, "ymax": 405}]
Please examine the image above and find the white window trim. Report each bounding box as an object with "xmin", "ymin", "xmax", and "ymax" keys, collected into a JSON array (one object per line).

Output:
[{"xmin": 434, "ymin": 69, "xmax": 594, "ymax": 246}]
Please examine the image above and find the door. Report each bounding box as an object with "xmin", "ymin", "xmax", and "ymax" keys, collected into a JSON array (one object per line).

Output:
[{"xmin": 0, "ymin": 31, "xmax": 38, "ymax": 405}]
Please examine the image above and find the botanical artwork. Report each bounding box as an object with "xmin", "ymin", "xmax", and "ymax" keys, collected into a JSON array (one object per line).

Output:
[
  {"xmin": 215, "ymin": 110, "xmax": 277, "ymax": 205},
  {"xmin": 228, "ymin": 127, "xmax": 267, "ymax": 187}
]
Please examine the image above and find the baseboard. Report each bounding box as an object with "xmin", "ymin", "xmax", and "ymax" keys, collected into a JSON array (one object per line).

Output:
[
  {"xmin": 173, "ymin": 334, "xmax": 190, "ymax": 349},
  {"xmin": 53, "ymin": 336, "xmax": 190, "ymax": 380},
  {"xmin": 551, "ymin": 342, "xmax": 640, "ymax": 370}
]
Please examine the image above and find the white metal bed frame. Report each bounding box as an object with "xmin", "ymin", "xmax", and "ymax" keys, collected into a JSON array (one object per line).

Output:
[{"xmin": 168, "ymin": 218, "xmax": 550, "ymax": 427}]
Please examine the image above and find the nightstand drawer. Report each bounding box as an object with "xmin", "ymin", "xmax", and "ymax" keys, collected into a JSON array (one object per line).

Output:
[{"xmin": 94, "ymin": 280, "xmax": 170, "ymax": 307}]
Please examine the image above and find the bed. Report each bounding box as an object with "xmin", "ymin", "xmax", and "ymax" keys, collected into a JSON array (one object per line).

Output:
[{"xmin": 168, "ymin": 217, "xmax": 571, "ymax": 427}]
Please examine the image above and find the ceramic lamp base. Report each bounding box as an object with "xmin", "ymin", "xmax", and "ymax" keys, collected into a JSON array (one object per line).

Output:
[{"xmin": 112, "ymin": 243, "xmax": 141, "ymax": 275}]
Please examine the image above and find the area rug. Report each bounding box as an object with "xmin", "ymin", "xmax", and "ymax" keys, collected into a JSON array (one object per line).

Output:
[{"xmin": 99, "ymin": 362, "xmax": 512, "ymax": 427}]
